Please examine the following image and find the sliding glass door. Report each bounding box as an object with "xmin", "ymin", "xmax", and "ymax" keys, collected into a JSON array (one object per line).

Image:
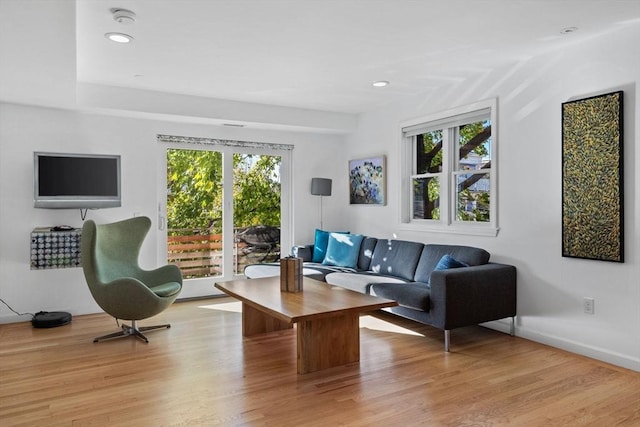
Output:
[{"xmin": 157, "ymin": 138, "xmax": 291, "ymax": 298}]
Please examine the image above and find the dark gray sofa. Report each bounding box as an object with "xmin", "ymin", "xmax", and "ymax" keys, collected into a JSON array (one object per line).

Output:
[{"xmin": 244, "ymin": 236, "xmax": 517, "ymax": 351}]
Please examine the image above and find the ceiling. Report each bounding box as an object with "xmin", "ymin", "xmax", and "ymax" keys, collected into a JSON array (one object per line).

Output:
[
  {"xmin": 74, "ymin": 0, "xmax": 640, "ymax": 114},
  {"xmin": 1, "ymin": 0, "xmax": 638, "ymax": 119}
]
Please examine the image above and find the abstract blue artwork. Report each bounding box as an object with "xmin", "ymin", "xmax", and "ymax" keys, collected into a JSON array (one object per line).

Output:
[{"xmin": 349, "ymin": 156, "xmax": 386, "ymax": 205}]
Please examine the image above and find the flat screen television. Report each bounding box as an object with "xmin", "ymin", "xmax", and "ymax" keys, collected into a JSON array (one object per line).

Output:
[{"xmin": 34, "ymin": 152, "xmax": 121, "ymax": 209}]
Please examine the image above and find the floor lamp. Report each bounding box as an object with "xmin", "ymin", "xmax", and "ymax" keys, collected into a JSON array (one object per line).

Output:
[{"xmin": 311, "ymin": 178, "xmax": 332, "ymax": 230}]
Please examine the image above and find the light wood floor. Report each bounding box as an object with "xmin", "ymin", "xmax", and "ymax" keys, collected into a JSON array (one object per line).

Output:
[{"xmin": 1, "ymin": 298, "xmax": 639, "ymax": 426}]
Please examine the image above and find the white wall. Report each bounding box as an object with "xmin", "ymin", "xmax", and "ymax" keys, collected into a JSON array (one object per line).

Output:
[
  {"xmin": 0, "ymin": 103, "xmax": 346, "ymax": 322},
  {"xmin": 343, "ymin": 24, "xmax": 640, "ymax": 371}
]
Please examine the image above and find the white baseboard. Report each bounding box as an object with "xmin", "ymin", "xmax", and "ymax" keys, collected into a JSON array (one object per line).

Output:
[
  {"xmin": 0, "ymin": 313, "xmax": 33, "ymax": 325},
  {"xmin": 482, "ymin": 320, "xmax": 640, "ymax": 373}
]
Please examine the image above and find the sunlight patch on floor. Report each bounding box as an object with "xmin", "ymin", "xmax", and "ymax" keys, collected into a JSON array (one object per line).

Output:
[
  {"xmin": 359, "ymin": 315, "xmax": 423, "ymax": 337},
  {"xmin": 199, "ymin": 301, "xmax": 242, "ymax": 313}
]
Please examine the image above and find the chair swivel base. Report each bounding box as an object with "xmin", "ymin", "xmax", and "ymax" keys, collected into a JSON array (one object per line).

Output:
[{"xmin": 93, "ymin": 319, "xmax": 170, "ymax": 343}]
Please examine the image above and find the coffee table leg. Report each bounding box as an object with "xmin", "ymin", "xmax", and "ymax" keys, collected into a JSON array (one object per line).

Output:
[
  {"xmin": 242, "ymin": 303, "xmax": 292, "ymax": 337},
  {"xmin": 296, "ymin": 313, "xmax": 359, "ymax": 374}
]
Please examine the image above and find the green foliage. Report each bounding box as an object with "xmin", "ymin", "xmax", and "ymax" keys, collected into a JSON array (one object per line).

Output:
[
  {"xmin": 417, "ymin": 130, "xmax": 443, "ymax": 174},
  {"xmin": 427, "ymin": 177, "xmax": 440, "ymax": 219},
  {"xmin": 456, "ymin": 121, "xmax": 491, "ymax": 222},
  {"xmin": 233, "ymin": 154, "xmax": 281, "ymax": 228},
  {"xmin": 166, "ymin": 149, "xmax": 281, "ymax": 233},
  {"xmin": 167, "ymin": 149, "xmax": 222, "ymax": 232},
  {"xmin": 459, "ymin": 122, "xmax": 490, "ymax": 158},
  {"xmin": 457, "ymin": 189, "xmax": 490, "ymax": 222}
]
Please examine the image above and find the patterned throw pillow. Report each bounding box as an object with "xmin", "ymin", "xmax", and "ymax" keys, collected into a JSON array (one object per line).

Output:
[
  {"xmin": 322, "ymin": 233, "xmax": 365, "ymax": 269},
  {"xmin": 312, "ymin": 229, "xmax": 349, "ymax": 263}
]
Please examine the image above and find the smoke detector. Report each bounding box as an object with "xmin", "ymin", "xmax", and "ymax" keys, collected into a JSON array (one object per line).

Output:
[{"xmin": 111, "ymin": 8, "xmax": 136, "ymax": 25}]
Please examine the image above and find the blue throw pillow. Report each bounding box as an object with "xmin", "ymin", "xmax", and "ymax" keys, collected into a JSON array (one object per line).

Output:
[
  {"xmin": 312, "ymin": 229, "xmax": 348, "ymax": 263},
  {"xmin": 322, "ymin": 233, "xmax": 364, "ymax": 268},
  {"xmin": 434, "ymin": 254, "xmax": 468, "ymax": 271}
]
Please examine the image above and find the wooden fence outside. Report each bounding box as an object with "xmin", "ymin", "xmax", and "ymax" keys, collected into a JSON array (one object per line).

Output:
[{"xmin": 167, "ymin": 228, "xmax": 280, "ymax": 278}]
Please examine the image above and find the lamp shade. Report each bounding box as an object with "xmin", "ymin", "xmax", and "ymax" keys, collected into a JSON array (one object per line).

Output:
[{"xmin": 310, "ymin": 178, "xmax": 332, "ymax": 196}]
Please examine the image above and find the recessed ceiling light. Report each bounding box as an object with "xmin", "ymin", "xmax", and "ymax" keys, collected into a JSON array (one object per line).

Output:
[
  {"xmin": 372, "ymin": 80, "xmax": 389, "ymax": 87},
  {"xmin": 560, "ymin": 27, "xmax": 578, "ymax": 35},
  {"xmin": 105, "ymin": 32, "xmax": 133, "ymax": 43}
]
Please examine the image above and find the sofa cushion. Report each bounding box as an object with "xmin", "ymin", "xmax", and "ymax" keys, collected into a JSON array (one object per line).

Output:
[
  {"xmin": 357, "ymin": 236, "xmax": 378, "ymax": 271},
  {"xmin": 323, "ymin": 233, "xmax": 364, "ymax": 268},
  {"xmin": 370, "ymin": 282, "xmax": 431, "ymax": 312},
  {"xmin": 150, "ymin": 281, "xmax": 182, "ymax": 298},
  {"xmin": 291, "ymin": 245, "xmax": 313, "ymax": 261},
  {"xmin": 434, "ymin": 254, "xmax": 468, "ymax": 271},
  {"xmin": 413, "ymin": 244, "xmax": 490, "ymax": 283},
  {"xmin": 369, "ymin": 239, "xmax": 424, "ymax": 281},
  {"xmin": 312, "ymin": 229, "xmax": 348, "ymax": 263},
  {"xmin": 244, "ymin": 262, "xmax": 355, "ymax": 281},
  {"xmin": 325, "ymin": 272, "xmax": 407, "ymax": 294}
]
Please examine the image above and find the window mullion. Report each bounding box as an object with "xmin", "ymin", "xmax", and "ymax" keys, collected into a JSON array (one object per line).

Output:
[
  {"xmin": 221, "ymin": 148, "xmax": 235, "ymax": 279},
  {"xmin": 441, "ymin": 128, "xmax": 451, "ymax": 225}
]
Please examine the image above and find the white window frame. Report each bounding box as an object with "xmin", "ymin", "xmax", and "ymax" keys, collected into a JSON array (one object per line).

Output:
[{"xmin": 399, "ymin": 98, "xmax": 498, "ymax": 236}]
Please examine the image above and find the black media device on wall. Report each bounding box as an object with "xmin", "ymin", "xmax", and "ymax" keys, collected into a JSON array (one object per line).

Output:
[{"xmin": 33, "ymin": 152, "xmax": 121, "ymax": 209}]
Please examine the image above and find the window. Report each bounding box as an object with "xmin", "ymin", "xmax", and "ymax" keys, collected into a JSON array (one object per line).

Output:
[{"xmin": 401, "ymin": 99, "xmax": 498, "ymax": 236}]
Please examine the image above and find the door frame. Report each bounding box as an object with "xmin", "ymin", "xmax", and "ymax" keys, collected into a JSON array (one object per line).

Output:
[{"xmin": 157, "ymin": 136, "xmax": 292, "ymax": 299}]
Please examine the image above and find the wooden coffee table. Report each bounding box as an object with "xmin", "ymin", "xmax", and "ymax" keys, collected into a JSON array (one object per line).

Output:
[{"xmin": 214, "ymin": 276, "xmax": 397, "ymax": 374}]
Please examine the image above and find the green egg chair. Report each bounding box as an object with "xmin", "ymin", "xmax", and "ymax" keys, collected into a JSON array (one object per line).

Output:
[{"xmin": 81, "ymin": 217, "xmax": 182, "ymax": 343}]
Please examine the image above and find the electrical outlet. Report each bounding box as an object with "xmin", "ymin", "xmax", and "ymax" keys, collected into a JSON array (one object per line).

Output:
[{"xmin": 583, "ymin": 297, "xmax": 595, "ymax": 315}]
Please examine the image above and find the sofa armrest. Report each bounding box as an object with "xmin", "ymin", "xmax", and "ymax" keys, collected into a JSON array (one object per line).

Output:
[
  {"xmin": 429, "ymin": 263, "xmax": 517, "ymax": 330},
  {"xmin": 291, "ymin": 244, "xmax": 314, "ymax": 261}
]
